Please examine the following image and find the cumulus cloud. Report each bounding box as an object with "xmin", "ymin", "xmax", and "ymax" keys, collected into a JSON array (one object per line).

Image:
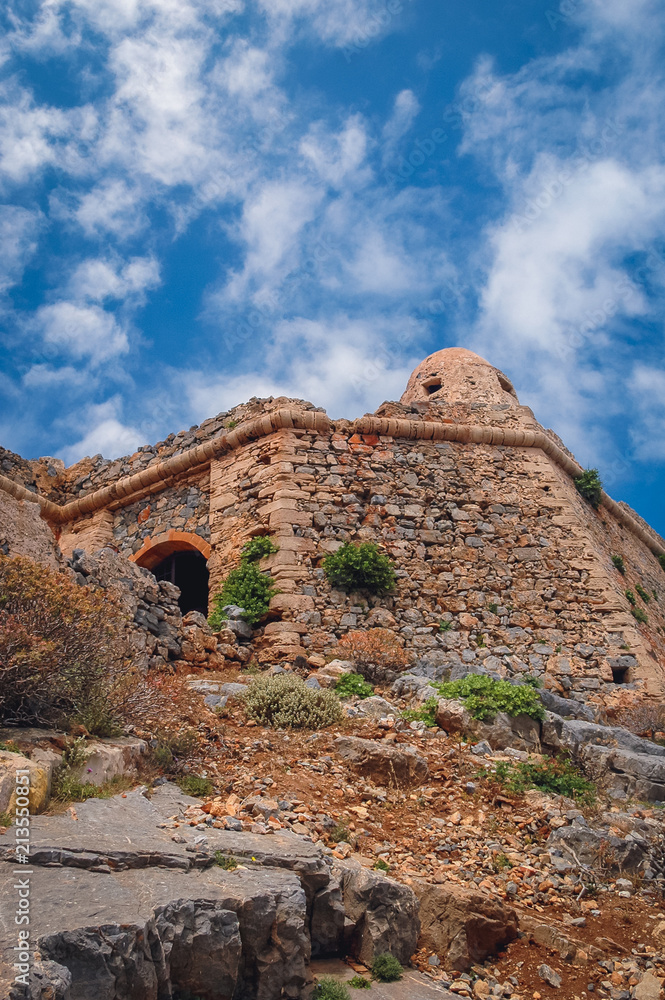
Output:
[
  {"xmin": 58, "ymin": 397, "xmax": 142, "ymax": 465},
  {"xmin": 33, "ymin": 302, "xmax": 129, "ymax": 363},
  {"xmin": 0, "ymin": 205, "xmax": 42, "ymax": 294}
]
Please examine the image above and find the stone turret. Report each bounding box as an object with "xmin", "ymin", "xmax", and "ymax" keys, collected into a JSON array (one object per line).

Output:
[{"xmin": 400, "ymin": 347, "xmax": 519, "ymax": 407}]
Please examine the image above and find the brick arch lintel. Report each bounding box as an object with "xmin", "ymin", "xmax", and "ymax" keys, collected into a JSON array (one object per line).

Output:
[{"xmin": 130, "ymin": 530, "xmax": 211, "ymax": 571}]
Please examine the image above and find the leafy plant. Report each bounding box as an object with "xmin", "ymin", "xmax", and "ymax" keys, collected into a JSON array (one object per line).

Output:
[
  {"xmin": 436, "ymin": 675, "xmax": 545, "ymax": 722},
  {"xmin": 659, "ymin": 554, "xmax": 665, "ymax": 572},
  {"xmin": 0, "ymin": 810, "xmax": 13, "ymax": 827},
  {"xmin": 439, "ymin": 619, "xmax": 453, "ymax": 632},
  {"xmin": 0, "ymin": 740, "xmax": 18, "ymax": 752},
  {"xmin": 632, "ymin": 607, "xmax": 649, "ymax": 625},
  {"xmin": 636, "ymin": 584, "xmax": 651, "ymax": 604},
  {"xmin": 335, "ymin": 673, "xmax": 374, "ymax": 700},
  {"xmin": 0, "ymin": 554, "xmax": 135, "ymax": 735},
  {"xmin": 491, "ymin": 852, "xmax": 513, "ymax": 873},
  {"xmin": 241, "ymin": 536, "xmax": 278, "ymax": 562},
  {"xmin": 371, "ymin": 954, "xmax": 403, "ymax": 982},
  {"xmin": 402, "ymin": 697, "xmax": 438, "ymax": 727},
  {"xmin": 493, "ymin": 756, "xmax": 595, "ymax": 804},
  {"xmin": 313, "ymin": 978, "xmax": 351, "ymax": 1000},
  {"xmin": 176, "ymin": 774, "xmax": 213, "ymax": 797},
  {"xmin": 323, "ymin": 542, "xmax": 396, "ymax": 595},
  {"xmin": 574, "ymin": 468, "xmax": 603, "ymax": 509},
  {"xmin": 208, "ymin": 562, "xmax": 277, "ymax": 627},
  {"xmin": 487, "ymin": 603, "xmax": 498, "ymax": 614},
  {"xmin": 625, "ymin": 589, "xmax": 637, "ymax": 606},
  {"xmin": 329, "ymin": 822, "xmax": 351, "ymax": 843},
  {"xmin": 243, "ymin": 673, "xmax": 342, "ymax": 730},
  {"xmin": 522, "ymin": 676, "xmax": 542, "ymax": 689},
  {"xmin": 349, "ymin": 976, "xmax": 371, "ymax": 989},
  {"xmin": 335, "ymin": 629, "xmax": 410, "ymax": 683},
  {"xmin": 373, "ymin": 859, "xmax": 390, "ymax": 872},
  {"xmin": 225, "ymin": 419, "xmax": 238, "ymax": 430},
  {"xmin": 214, "ymin": 852, "xmax": 238, "ymax": 870},
  {"xmin": 612, "ymin": 555, "xmax": 626, "ymax": 574}
]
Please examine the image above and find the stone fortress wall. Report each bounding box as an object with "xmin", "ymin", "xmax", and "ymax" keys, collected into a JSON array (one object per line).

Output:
[{"xmin": 1, "ymin": 348, "xmax": 664, "ymax": 714}]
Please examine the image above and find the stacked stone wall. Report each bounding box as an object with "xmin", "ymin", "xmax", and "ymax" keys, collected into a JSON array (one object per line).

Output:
[{"xmin": 112, "ymin": 473, "xmax": 211, "ymax": 558}]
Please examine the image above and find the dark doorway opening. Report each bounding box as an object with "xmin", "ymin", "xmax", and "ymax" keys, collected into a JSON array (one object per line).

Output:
[
  {"xmin": 152, "ymin": 550, "xmax": 209, "ymax": 616},
  {"xmin": 611, "ymin": 665, "xmax": 629, "ymax": 684}
]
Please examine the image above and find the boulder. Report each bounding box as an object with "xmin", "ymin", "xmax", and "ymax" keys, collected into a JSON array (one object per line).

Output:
[
  {"xmin": 334, "ymin": 737, "xmax": 428, "ymax": 788},
  {"xmin": 355, "ymin": 697, "xmax": 398, "ymax": 719},
  {"xmin": 412, "ymin": 880, "xmax": 518, "ymax": 971},
  {"xmin": 0, "ymin": 750, "xmax": 52, "ymax": 815},
  {"xmin": 70, "ymin": 737, "xmax": 146, "ymax": 787},
  {"xmin": 547, "ymin": 820, "xmax": 649, "ymax": 872},
  {"xmin": 335, "ymin": 860, "xmax": 419, "ymax": 965},
  {"xmin": 435, "ymin": 699, "xmax": 471, "ymax": 733},
  {"xmin": 470, "ymin": 711, "xmax": 541, "ymax": 753}
]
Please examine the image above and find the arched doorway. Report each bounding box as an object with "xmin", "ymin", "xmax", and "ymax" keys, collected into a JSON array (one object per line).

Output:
[
  {"xmin": 152, "ymin": 549, "xmax": 209, "ymax": 615},
  {"xmin": 131, "ymin": 531, "xmax": 211, "ymax": 616}
]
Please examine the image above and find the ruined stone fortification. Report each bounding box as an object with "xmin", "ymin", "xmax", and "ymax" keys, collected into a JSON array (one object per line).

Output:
[{"xmin": 2, "ymin": 348, "xmax": 665, "ymax": 714}]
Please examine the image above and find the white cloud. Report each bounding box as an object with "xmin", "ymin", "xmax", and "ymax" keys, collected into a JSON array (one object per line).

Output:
[
  {"xmin": 382, "ymin": 89, "xmax": 420, "ymax": 153},
  {"xmin": 0, "ymin": 205, "xmax": 42, "ymax": 294},
  {"xmin": 254, "ymin": 0, "xmax": 403, "ymax": 49},
  {"xmin": 629, "ymin": 366, "xmax": 665, "ymax": 461},
  {"xmin": 67, "ymin": 255, "xmax": 160, "ymax": 303},
  {"xmin": 58, "ymin": 397, "xmax": 142, "ymax": 465},
  {"xmin": 34, "ymin": 302, "xmax": 129, "ymax": 362},
  {"xmin": 300, "ymin": 115, "xmax": 370, "ymax": 189}
]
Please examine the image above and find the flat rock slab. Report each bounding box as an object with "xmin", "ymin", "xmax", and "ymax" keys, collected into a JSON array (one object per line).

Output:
[
  {"xmin": 0, "ymin": 862, "xmax": 308, "ymax": 1000},
  {"xmin": 310, "ymin": 959, "xmax": 458, "ymax": 999},
  {"xmin": 0, "ymin": 783, "xmax": 332, "ymax": 885}
]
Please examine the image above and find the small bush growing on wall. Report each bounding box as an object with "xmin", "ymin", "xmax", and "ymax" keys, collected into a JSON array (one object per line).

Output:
[
  {"xmin": 0, "ymin": 555, "xmax": 135, "ymax": 735},
  {"xmin": 241, "ymin": 536, "xmax": 279, "ymax": 562},
  {"xmin": 659, "ymin": 555, "xmax": 665, "ymax": 572},
  {"xmin": 636, "ymin": 584, "xmax": 651, "ymax": 604},
  {"xmin": 209, "ymin": 562, "xmax": 276, "ymax": 627},
  {"xmin": 335, "ymin": 629, "xmax": 410, "ymax": 682},
  {"xmin": 323, "ymin": 542, "xmax": 396, "ymax": 595},
  {"xmin": 611, "ymin": 554, "xmax": 626, "ymax": 574},
  {"xmin": 243, "ymin": 673, "xmax": 342, "ymax": 729},
  {"xmin": 574, "ymin": 468, "xmax": 603, "ymax": 509},
  {"xmin": 632, "ymin": 607, "xmax": 649, "ymax": 625},
  {"xmin": 625, "ymin": 589, "xmax": 637, "ymax": 607}
]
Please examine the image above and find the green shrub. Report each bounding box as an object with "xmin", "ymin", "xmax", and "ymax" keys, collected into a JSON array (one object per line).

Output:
[
  {"xmin": 214, "ymin": 852, "xmax": 238, "ymax": 870},
  {"xmin": 487, "ymin": 603, "xmax": 498, "ymax": 614},
  {"xmin": 636, "ymin": 584, "xmax": 651, "ymax": 604},
  {"xmin": 241, "ymin": 536, "xmax": 278, "ymax": 562},
  {"xmin": 313, "ymin": 978, "xmax": 350, "ymax": 1000},
  {"xmin": 349, "ymin": 975, "xmax": 371, "ymax": 989},
  {"xmin": 0, "ymin": 554, "xmax": 135, "ymax": 735},
  {"xmin": 574, "ymin": 468, "xmax": 603, "ymax": 509},
  {"xmin": 632, "ymin": 607, "xmax": 649, "ymax": 625},
  {"xmin": 335, "ymin": 673, "xmax": 374, "ymax": 700},
  {"xmin": 439, "ymin": 619, "xmax": 453, "ymax": 632},
  {"xmin": 493, "ymin": 756, "xmax": 595, "ymax": 804},
  {"xmin": 659, "ymin": 554, "xmax": 665, "ymax": 572},
  {"xmin": 436, "ymin": 675, "xmax": 545, "ymax": 722},
  {"xmin": 209, "ymin": 562, "xmax": 277, "ymax": 627},
  {"xmin": 402, "ymin": 697, "xmax": 438, "ymax": 727},
  {"xmin": 323, "ymin": 542, "xmax": 396, "ymax": 595},
  {"xmin": 330, "ymin": 822, "xmax": 351, "ymax": 843},
  {"xmin": 176, "ymin": 774, "xmax": 213, "ymax": 797},
  {"xmin": 371, "ymin": 954, "xmax": 403, "ymax": 982},
  {"xmin": 0, "ymin": 811, "xmax": 13, "ymax": 827},
  {"xmin": 625, "ymin": 589, "xmax": 637, "ymax": 606},
  {"xmin": 373, "ymin": 859, "xmax": 390, "ymax": 872},
  {"xmin": 612, "ymin": 554, "xmax": 626, "ymax": 574},
  {"xmin": 243, "ymin": 673, "xmax": 342, "ymax": 729}
]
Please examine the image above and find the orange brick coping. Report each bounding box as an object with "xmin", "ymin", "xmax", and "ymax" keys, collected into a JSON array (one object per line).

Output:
[
  {"xmin": 130, "ymin": 530, "xmax": 211, "ymax": 570},
  {"xmin": 1, "ymin": 406, "xmax": 663, "ymax": 560}
]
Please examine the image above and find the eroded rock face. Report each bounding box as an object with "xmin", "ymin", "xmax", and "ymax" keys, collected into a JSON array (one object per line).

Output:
[
  {"xmin": 335, "ymin": 860, "xmax": 420, "ymax": 966},
  {"xmin": 412, "ymin": 880, "xmax": 518, "ymax": 971},
  {"xmin": 333, "ymin": 736, "xmax": 428, "ymax": 788}
]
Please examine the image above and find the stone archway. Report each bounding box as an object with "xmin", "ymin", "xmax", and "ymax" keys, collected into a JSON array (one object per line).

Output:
[{"xmin": 131, "ymin": 531, "xmax": 211, "ymax": 616}]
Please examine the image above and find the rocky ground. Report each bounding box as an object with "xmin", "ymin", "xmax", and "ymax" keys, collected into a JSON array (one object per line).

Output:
[{"xmin": 1, "ymin": 664, "xmax": 665, "ymax": 1000}]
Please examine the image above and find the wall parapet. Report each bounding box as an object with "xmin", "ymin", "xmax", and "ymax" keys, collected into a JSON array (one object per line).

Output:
[{"xmin": 1, "ymin": 407, "xmax": 663, "ymax": 561}]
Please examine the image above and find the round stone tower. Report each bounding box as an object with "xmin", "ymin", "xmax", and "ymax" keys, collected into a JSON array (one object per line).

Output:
[{"xmin": 400, "ymin": 347, "xmax": 519, "ymax": 407}]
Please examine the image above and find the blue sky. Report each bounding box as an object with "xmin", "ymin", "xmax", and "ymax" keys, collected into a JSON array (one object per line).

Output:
[{"xmin": 0, "ymin": 0, "xmax": 664, "ymax": 534}]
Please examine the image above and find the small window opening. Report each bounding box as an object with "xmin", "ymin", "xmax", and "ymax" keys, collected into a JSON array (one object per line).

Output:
[
  {"xmin": 425, "ymin": 381, "xmax": 442, "ymax": 395},
  {"xmin": 611, "ymin": 665, "xmax": 629, "ymax": 684}
]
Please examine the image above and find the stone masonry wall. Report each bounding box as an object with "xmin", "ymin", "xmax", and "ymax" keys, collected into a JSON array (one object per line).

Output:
[{"xmin": 112, "ymin": 473, "xmax": 211, "ymax": 558}]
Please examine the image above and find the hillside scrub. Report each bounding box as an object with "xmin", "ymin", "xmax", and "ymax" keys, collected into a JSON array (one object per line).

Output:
[
  {"xmin": 335, "ymin": 629, "xmax": 410, "ymax": 682},
  {"xmin": 0, "ymin": 554, "xmax": 136, "ymax": 735},
  {"xmin": 437, "ymin": 674, "xmax": 545, "ymax": 722},
  {"xmin": 243, "ymin": 673, "xmax": 343, "ymax": 729}
]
